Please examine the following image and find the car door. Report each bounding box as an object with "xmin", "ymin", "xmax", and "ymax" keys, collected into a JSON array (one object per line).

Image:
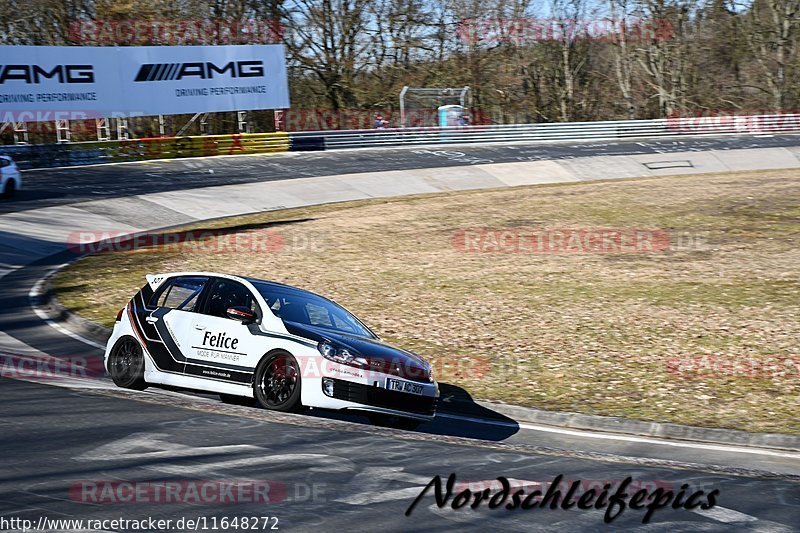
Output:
[
  {"xmin": 176, "ymin": 277, "xmax": 266, "ymax": 386},
  {"xmin": 142, "ymin": 275, "xmax": 209, "ymax": 376}
]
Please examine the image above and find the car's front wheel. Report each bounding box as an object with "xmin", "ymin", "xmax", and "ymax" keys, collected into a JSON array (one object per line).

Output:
[
  {"xmin": 108, "ymin": 337, "xmax": 147, "ymax": 390},
  {"xmin": 253, "ymin": 351, "xmax": 302, "ymax": 412}
]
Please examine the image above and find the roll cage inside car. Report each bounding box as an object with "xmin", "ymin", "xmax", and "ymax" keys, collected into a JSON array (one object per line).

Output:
[{"xmin": 149, "ymin": 275, "xmax": 264, "ymax": 324}]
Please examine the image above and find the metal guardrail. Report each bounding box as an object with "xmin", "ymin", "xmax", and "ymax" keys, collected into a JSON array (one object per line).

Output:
[
  {"xmin": 1, "ymin": 133, "xmax": 290, "ymax": 170},
  {"xmin": 3, "ymin": 114, "xmax": 800, "ymax": 168},
  {"xmin": 290, "ymin": 114, "xmax": 800, "ymax": 150}
]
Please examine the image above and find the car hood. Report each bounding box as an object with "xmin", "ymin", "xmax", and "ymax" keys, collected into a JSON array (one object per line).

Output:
[{"xmin": 283, "ymin": 321, "xmax": 432, "ymax": 382}]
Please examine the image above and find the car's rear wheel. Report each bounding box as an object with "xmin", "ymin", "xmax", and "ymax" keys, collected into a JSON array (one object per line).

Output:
[
  {"xmin": 108, "ymin": 337, "xmax": 147, "ymax": 390},
  {"xmin": 368, "ymin": 414, "xmax": 421, "ymax": 431},
  {"xmin": 253, "ymin": 352, "xmax": 302, "ymax": 412},
  {"xmin": 219, "ymin": 393, "xmax": 256, "ymax": 406},
  {"xmin": 2, "ymin": 180, "xmax": 16, "ymax": 199}
]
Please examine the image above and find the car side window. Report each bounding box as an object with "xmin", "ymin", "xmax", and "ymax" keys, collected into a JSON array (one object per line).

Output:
[
  {"xmin": 150, "ymin": 277, "xmax": 207, "ymax": 311},
  {"xmin": 202, "ymin": 279, "xmax": 260, "ymax": 319},
  {"xmin": 0, "ymin": 159, "xmax": 8, "ymax": 168},
  {"xmin": 268, "ymin": 297, "xmax": 308, "ymax": 324}
]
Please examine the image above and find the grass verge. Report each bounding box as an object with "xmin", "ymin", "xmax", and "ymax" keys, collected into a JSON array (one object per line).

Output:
[{"xmin": 54, "ymin": 169, "xmax": 800, "ymax": 434}]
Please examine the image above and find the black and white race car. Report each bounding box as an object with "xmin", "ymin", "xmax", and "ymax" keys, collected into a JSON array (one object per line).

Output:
[{"xmin": 104, "ymin": 272, "xmax": 438, "ymax": 428}]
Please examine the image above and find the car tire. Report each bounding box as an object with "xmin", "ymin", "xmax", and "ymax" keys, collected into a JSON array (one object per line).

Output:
[
  {"xmin": 253, "ymin": 351, "xmax": 303, "ymax": 412},
  {"xmin": 219, "ymin": 393, "xmax": 256, "ymax": 407},
  {"xmin": 2, "ymin": 180, "xmax": 16, "ymax": 199},
  {"xmin": 368, "ymin": 414, "xmax": 421, "ymax": 431},
  {"xmin": 108, "ymin": 336, "xmax": 148, "ymax": 390}
]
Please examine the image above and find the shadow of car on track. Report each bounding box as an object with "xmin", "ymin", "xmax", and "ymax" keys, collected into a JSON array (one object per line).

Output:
[
  {"xmin": 103, "ymin": 381, "xmax": 521, "ymax": 442},
  {"xmin": 304, "ymin": 382, "xmax": 520, "ymax": 441}
]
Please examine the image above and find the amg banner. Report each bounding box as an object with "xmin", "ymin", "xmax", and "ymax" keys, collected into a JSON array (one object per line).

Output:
[{"xmin": 0, "ymin": 45, "xmax": 289, "ymax": 122}]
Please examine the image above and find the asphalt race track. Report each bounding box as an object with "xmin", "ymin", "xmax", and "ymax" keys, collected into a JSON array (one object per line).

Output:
[
  {"xmin": 1, "ymin": 137, "xmax": 799, "ymax": 531},
  {"xmin": 2, "ymin": 379, "xmax": 799, "ymax": 532},
  {"xmin": 5, "ymin": 133, "xmax": 800, "ymax": 215}
]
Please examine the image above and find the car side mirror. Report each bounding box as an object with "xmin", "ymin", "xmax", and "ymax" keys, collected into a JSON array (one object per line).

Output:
[{"xmin": 226, "ymin": 306, "xmax": 256, "ymax": 324}]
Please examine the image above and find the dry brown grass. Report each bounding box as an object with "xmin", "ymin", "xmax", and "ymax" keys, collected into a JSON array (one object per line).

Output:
[{"xmin": 54, "ymin": 169, "xmax": 800, "ymax": 434}]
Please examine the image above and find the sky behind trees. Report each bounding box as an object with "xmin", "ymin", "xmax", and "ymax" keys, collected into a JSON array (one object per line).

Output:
[{"xmin": 1, "ymin": 0, "xmax": 798, "ymax": 132}]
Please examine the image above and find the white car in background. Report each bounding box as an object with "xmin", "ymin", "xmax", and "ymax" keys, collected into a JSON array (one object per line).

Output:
[{"xmin": 0, "ymin": 155, "xmax": 21, "ymax": 198}]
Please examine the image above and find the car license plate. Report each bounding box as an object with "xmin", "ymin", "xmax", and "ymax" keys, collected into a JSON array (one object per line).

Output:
[{"xmin": 386, "ymin": 378, "xmax": 423, "ymax": 395}]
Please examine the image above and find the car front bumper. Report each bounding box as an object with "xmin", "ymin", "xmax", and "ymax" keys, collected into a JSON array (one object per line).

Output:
[
  {"xmin": 303, "ymin": 361, "xmax": 439, "ymax": 421},
  {"xmin": 326, "ymin": 377, "xmax": 437, "ymax": 418}
]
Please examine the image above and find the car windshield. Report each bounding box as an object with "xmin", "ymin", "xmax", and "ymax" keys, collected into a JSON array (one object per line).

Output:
[{"xmin": 253, "ymin": 283, "xmax": 376, "ymax": 339}]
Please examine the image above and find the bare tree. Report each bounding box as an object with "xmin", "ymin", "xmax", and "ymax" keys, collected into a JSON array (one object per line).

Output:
[
  {"xmin": 282, "ymin": 0, "xmax": 374, "ymax": 111},
  {"xmin": 635, "ymin": 0, "xmax": 691, "ymax": 117},
  {"xmin": 609, "ymin": 0, "xmax": 637, "ymax": 118},
  {"xmin": 740, "ymin": 0, "xmax": 800, "ymax": 110}
]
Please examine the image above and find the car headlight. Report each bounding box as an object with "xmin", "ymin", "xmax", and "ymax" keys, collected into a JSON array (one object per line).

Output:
[{"xmin": 318, "ymin": 341, "xmax": 369, "ymax": 369}]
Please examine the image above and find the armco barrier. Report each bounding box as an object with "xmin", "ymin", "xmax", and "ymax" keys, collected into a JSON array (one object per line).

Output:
[
  {"xmin": 0, "ymin": 132, "xmax": 290, "ymax": 169},
  {"xmin": 289, "ymin": 113, "xmax": 800, "ymax": 149},
  {"xmin": 3, "ymin": 113, "xmax": 800, "ymax": 169}
]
